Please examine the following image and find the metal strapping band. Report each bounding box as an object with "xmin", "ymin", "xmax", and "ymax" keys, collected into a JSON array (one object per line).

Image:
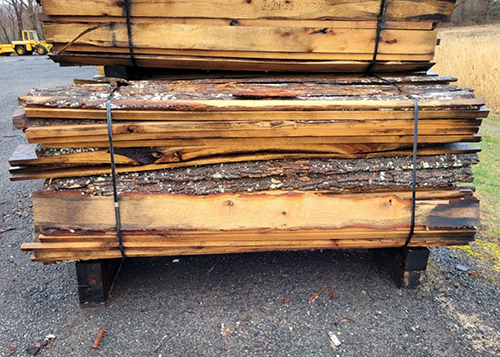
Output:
[
  {"xmin": 403, "ymin": 99, "xmax": 419, "ymax": 248},
  {"xmin": 124, "ymin": 0, "xmax": 138, "ymax": 68},
  {"xmin": 371, "ymin": 74, "xmax": 419, "ymax": 247},
  {"xmin": 106, "ymin": 94, "xmax": 126, "ymax": 258},
  {"xmin": 366, "ymin": 0, "xmax": 387, "ymax": 73}
]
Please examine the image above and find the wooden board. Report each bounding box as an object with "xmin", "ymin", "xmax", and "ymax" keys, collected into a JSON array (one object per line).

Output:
[
  {"xmin": 43, "ymin": 17, "xmax": 436, "ymax": 30},
  {"xmin": 36, "ymin": 228, "xmax": 477, "ymax": 243},
  {"xmin": 39, "ymin": 0, "xmax": 456, "ymax": 22},
  {"xmin": 51, "ymin": 43, "xmax": 436, "ymax": 62},
  {"xmin": 23, "ymin": 134, "xmax": 482, "ymax": 149},
  {"xmin": 24, "ymin": 238, "xmax": 471, "ymax": 262},
  {"xmin": 32, "ymin": 190, "xmax": 479, "ymax": 231},
  {"xmin": 51, "ymin": 53, "xmax": 436, "ymax": 72},
  {"xmin": 45, "ymin": 23, "xmax": 438, "ymax": 54},
  {"xmin": 24, "ymin": 119, "xmax": 480, "ymax": 141},
  {"xmin": 20, "ymin": 96, "xmax": 485, "ymax": 112},
  {"xmin": 21, "ymin": 107, "xmax": 488, "ymax": 122},
  {"xmin": 7, "ymin": 143, "xmax": 481, "ymax": 167},
  {"xmin": 33, "ymin": 153, "xmax": 476, "ymax": 196}
]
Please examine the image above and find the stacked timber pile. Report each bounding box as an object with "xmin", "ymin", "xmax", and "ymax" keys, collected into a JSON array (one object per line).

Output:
[
  {"xmin": 40, "ymin": 0, "xmax": 456, "ymax": 72},
  {"xmin": 11, "ymin": 0, "xmax": 484, "ymax": 267},
  {"xmin": 12, "ymin": 72, "xmax": 485, "ymax": 262}
]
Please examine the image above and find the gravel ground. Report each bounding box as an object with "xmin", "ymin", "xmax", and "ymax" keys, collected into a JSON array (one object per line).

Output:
[{"xmin": 0, "ymin": 56, "xmax": 499, "ymax": 357}]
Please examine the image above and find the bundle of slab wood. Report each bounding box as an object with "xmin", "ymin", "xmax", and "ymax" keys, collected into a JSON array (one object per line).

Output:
[
  {"xmin": 13, "ymin": 73, "xmax": 485, "ymax": 262},
  {"xmin": 12, "ymin": 0, "xmax": 485, "ymax": 277},
  {"xmin": 40, "ymin": 0, "xmax": 455, "ymax": 72}
]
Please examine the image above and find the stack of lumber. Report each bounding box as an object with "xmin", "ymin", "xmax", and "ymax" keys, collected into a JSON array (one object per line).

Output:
[
  {"xmin": 39, "ymin": 0, "xmax": 456, "ymax": 72},
  {"xmin": 13, "ymin": 72, "xmax": 485, "ymax": 262},
  {"xmin": 10, "ymin": 73, "xmax": 486, "ymax": 180},
  {"xmin": 23, "ymin": 189, "xmax": 479, "ymax": 262}
]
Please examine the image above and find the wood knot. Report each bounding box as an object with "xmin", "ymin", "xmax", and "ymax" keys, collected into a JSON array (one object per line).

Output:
[
  {"xmin": 173, "ymin": 151, "xmax": 182, "ymax": 161},
  {"xmin": 225, "ymin": 200, "xmax": 234, "ymax": 207},
  {"xmin": 311, "ymin": 28, "xmax": 329, "ymax": 35}
]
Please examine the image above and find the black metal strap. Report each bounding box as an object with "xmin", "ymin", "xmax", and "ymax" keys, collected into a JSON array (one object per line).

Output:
[
  {"xmin": 124, "ymin": 0, "xmax": 138, "ymax": 68},
  {"xmin": 106, "ymin": 95, "xmax": 126, "ymax": 258},
  {"xmin": 371, "ymin": 74, "xmax": 419, "ymax": 247},
  {"xmin": 403, "ymin": 99, "xmax": 419, "ymax": 248},
  {"xmin": 366, "ymin": 0, "xmax": 387, "ymax": 73}
]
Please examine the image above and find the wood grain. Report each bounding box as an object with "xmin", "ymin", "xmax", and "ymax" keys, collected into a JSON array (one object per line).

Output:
[
  {"xmin": 40, "ymin": 0, "xmax": 455, "ymax": 22},
  {"xmin": 32, "ymin": 190, "xmax": 479, "ymax": 231}
]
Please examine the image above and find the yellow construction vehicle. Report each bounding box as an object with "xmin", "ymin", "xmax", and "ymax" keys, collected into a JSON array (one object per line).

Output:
[
  {"xmin": 0, "ymin": 44, "xmax": 15, "ymax": 56},
  {"xmin": 11, "ymin": 30, "xmax": 52, "ymax": 56}
]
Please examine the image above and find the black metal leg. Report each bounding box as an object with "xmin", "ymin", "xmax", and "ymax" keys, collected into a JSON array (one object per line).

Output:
[
  {"xmin": 75, "ymin": 259, "xmax": 122, "ymax": 307},
  {"xmin": 373, "ymin": 247, "xmax": 430, "ymax": 288},
  {"xmin": 103, "ymin": 65, "xmax": 130, "ymax": 80}
]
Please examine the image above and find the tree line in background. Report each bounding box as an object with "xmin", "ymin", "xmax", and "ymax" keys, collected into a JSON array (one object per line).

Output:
[
  {"xmin": 0, "ymin": 0, "xmax": 43, "ymax": 43},
  {"xmin": 0, "ymin": 0, "xmax": 499, "ymax": 43},
  {"xmin": 451, "ymin": 0, "xmax": 500, "ymax": 24}
]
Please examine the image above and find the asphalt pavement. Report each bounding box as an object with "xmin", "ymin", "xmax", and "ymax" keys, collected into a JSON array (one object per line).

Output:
[{"xmin": 0, "ymin": 55, "xmax": 499, "ymax": 357}]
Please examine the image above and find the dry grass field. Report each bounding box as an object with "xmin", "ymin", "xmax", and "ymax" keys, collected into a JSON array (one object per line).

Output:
[
  {"xmin": 434, "ymin": 25, "xmax": 500, "ymax": 271},
  {"xmin": 434, "ymin": 24, "xmax": 500, "ymax": 112}
]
